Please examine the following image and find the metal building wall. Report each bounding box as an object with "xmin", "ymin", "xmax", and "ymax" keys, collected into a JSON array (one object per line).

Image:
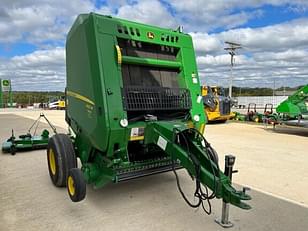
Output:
[{"xmin": 235, "ymin": 96, "xmax": 288, "ymax": 108}]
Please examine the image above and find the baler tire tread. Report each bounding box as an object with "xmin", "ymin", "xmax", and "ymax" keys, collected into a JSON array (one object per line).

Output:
[
  {"xmin": 56, "ymin": 134, "xmax": 77, "ymax": 186},
  {"xmin": 57, "ymin": 133, "xmax": 77, "ymax": 168},
  {"xmin": 10, "ymin": 145, "xmax": 16, "ymax": 155},
  {"xmin": 47, "ymin": 136, "xmax": 62, "ymax": 187},
  {"xmin": 67, "ymin": 168, "xmax": 86, "ymax": 202},
  {"xmin": 47, "ymin": 134, "xmax": 77, "ymax": 187}
]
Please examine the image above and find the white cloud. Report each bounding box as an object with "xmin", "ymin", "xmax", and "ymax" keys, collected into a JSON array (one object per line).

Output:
[
  {"xmin": 254, "ymin": 50, "xmax": 308, "ymax": 62},
  {"xmin": 190, "ymin": 17, "xmax": 308, "ymax": 87},
  {"xmin": 0, "ymin": 0, "xmax": 98, "ymax": 43},
  {"xmin": 196, "ymin": 49, "xmax": 308, "ymax": 87},
  {"xmin": 117, "ymin": 0, "xmax": 177, "ymax": 28},
  {"xmin": 1, "ymin": 0, "xmax": 308, "ymax": 90},
  {"xmin": 0, "ymin": 0, "xmax": 176, "ymax": 44},
  {"xmin": 0, "ymin": 48, "xmax": 65, "ymax": 91},
  {"xmin": 191, "ymin": 18, "xmax": 308, "ymax": 55},
  {"xmin": 169, "ymin": 0, "xmax": 308, "ymax": 31},
  {"xmin": 219, "ymin": 19, "xmax": 308, "ymax": 52},
  {"xmin": 190, "ymin": 32, "xmax": 222, "ymax": 54}
]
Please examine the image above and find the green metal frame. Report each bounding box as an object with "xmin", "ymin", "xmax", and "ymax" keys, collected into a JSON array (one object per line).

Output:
[
  {"xmin": 2, "ymin": 130, "xmax": 50, "ymax": 154},
  {"xmin": 2, "ymin": 113, "xmax": 57, "ymax": 154},
  {"xmin": 144, "ymin": 121, "xmax": 250, "ymax": 209}
]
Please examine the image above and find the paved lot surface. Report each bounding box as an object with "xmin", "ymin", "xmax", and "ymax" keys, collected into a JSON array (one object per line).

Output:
[
  {"xmin": 205, "ymin": 122, "xmax": 308, "ymax": 206},
  {"xmin": 1, "ymin": 111, "xmax": 308, "ymax": 231}
]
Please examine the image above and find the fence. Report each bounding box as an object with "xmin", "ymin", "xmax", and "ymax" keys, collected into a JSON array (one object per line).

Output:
[{"xmin": 235, "ymin": 96, "xmax": 288, "ymax": 108}]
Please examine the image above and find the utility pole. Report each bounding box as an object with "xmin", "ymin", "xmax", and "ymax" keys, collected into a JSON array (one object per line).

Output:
[
  {"xmin": 273, "ymin": 79, "xmax": 276, "ymax": 105},
  {"xmin": 224, "ymin": 41, "xmax": 242, "ymax": 98}
]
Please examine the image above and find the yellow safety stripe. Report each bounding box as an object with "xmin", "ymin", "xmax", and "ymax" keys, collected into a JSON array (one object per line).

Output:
[
  {"xmin": 199, "ymin": 123, "xmax": 205, "ymax": 134},
  {"xmin": 129, "ymin": 136, "xmax": 144, "ymax": 141},
  {"xmin": 115, "ymin": 45, "xmax": 122, "ymax": 64},
  {"xmin": 67, "ymin": 90, "xmax": 95, "ymax": 106}
]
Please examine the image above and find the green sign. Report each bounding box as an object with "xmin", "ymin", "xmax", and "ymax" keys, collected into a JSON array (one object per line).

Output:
[{"xmin": 2, "ymin": 79, "xmax": 11, "ymax": 91}]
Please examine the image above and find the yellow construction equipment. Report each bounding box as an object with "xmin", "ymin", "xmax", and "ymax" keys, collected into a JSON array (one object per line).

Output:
[
  {"xmin": 201, "ymin": 86, "xmax": 235, "ymax": 122},
  {"xmin": 48, "ymin": 96, "xmax": 65, "ymax": 110}
]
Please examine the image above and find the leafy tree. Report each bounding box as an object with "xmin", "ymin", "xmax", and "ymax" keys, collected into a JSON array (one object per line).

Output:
[{"xmin": 2, "ymin": 91, "xmax": 64, "ymax": 106}]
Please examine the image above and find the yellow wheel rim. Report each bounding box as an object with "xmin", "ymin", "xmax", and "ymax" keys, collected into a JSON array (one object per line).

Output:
[
  {"xmin": 255, "ymin": 118, "xmax": 259, "ymax": 122},
  {"xmin": 48, "ymin": 149, "xmax": 56, "ymax": 175},
  {"xmin": 68, "ymin": 176, "xmax": 75, "ymax": 196}
]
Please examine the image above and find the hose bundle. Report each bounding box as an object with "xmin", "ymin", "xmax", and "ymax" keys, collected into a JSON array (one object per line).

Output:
[{"xmin": 172, "ymin": 128, "xmax": 220, "ymax": 215}]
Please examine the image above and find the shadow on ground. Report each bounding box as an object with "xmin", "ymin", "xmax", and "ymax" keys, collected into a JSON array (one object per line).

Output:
[{"xmin": 262, "ymin": 125, "xmax": 308, "ymax": 137}]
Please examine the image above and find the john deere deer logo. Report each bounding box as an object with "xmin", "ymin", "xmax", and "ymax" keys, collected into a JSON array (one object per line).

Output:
[
  {"xmin": 2, "ymin": 80, "xmax": 9, "ymax": 86},
  {"xmin": 147, "ymin": 32, "xmax": 154, "ymax": 39}
]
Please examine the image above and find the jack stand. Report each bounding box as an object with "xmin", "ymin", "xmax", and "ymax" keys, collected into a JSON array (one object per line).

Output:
[{"xmin": 215, "ymin": 155, "xmax": 237, "ymax": 228}]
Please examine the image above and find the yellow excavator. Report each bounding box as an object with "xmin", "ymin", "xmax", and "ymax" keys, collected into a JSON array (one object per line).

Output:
[{"xmin": 201, "ymin": 86, "xmax": 235, "ymax": 122}]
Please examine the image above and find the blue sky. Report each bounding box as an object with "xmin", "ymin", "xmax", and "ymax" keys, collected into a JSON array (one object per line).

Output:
[
  {"xmin": 213, "ymin": 4, "xmax": 308, "ymax": 32},
  {"xmin": 0, "ymin": 0, "xmax": 308, "ymax": 90}
]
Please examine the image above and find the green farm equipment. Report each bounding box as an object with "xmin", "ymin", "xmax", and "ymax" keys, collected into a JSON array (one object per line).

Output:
[
  {"xmin": 232, "ymin": 103, "xmax": 262, "ymax": 122},
  {"xmin": 245, "ymin": 103, "xmax": 263, "ymax": 122},
  {"xmin": 233, "ymin": 103, "xmax": 276, "ymax": 123},
  {"xmin": 233, "ymin": 111, "xmax": 245, "ymax": 121},
  {"xmin": 262, "ymin": 103, "xmax": 278, "ymax": 124},
  {"xmin": 2, "ymin": 113, "xmax": 57, "ymax": 155},
  {"xmin": 273, "ymin": 85, "xmax": 308, "ymax": 127},
  {"xmin": 276, "ymin": 85, "xmax": 308, "ymax": 120},
  {"xmin": 47, "ymin": 13, "xmax": 251, "ymax": 216}
]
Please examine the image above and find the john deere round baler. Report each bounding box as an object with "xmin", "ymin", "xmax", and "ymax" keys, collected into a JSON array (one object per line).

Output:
[{"xmin": 47, "ymin": 13, "xmax": 250, "ymax": 214}]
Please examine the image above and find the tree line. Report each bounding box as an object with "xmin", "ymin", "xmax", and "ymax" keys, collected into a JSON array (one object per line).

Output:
[
  {"xmin": 228, "ymin": 85, "xmax": 304, "ymax": 97},
  {"xmin": 1, "ymin": 85, "xmax": 305, "ymax": 106},
  {"xmin": 1, "ymin": 91, "xmax": 64, "ymax": 105}
]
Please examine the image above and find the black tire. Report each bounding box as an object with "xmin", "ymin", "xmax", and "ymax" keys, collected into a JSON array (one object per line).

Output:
[
  {"xmin": 10, "ymin": 145, "xmax": 16, "ymax": 155},
  {"xmin": 67, "ymin": 168, "xmax": 86, "ymax": 202},
  {"xmin": 47, "ymin": 134, "xmax": 77, "ymax": 187},
  {"xmin": 207, "ymin": 146, "xmax": 219, "ymax": 166}
]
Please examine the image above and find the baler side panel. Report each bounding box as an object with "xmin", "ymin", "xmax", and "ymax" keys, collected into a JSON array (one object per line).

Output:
[
  {"xmin": 66, "ymin": 15, "xmax": 109, "ymax": 155},
  {"xmin": 95, "ymin": 26, "xmax": 130, "ymax": 159}
]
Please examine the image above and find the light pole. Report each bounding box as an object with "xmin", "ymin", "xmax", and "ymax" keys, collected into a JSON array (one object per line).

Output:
[{"xmin": 224, "ymin": 41, "xmax": 242, "ymax": 98}]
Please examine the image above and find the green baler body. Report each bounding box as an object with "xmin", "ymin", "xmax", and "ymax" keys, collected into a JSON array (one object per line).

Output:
[
  {"xmin": 66, "ymin": 13, "xmax": 205, "ymax": 184},
  {"xmin": 65, "ymin": 13, "xmax": 251, "ymax": 209}
]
